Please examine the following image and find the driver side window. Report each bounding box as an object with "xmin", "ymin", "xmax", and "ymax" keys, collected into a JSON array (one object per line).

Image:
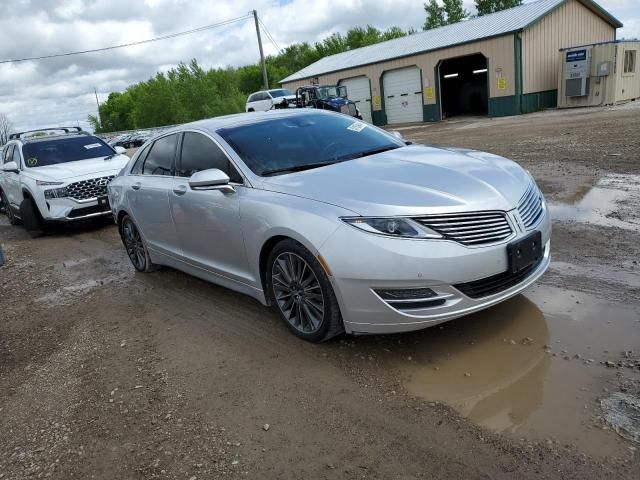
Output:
[
  {"xmin": 177, "ymin": 132, "xmax": 243, "ymax": 183},
  {"xmin": 12, "ymin": 145, "xmax": 21, "ymax": 167}
]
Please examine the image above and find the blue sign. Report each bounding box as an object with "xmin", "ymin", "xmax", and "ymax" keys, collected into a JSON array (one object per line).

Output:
[{"xmin": 566, "ymin": 50, "xmax": 587, "ymax": 62}]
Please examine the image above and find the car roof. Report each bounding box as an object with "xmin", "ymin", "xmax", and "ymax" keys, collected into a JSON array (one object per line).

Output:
[{"xmin": 160, "ymin": 109, "xmax": 338, "ymax": 136}]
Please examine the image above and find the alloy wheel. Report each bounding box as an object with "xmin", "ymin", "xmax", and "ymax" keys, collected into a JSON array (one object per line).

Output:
[
  {"xmin": 271, "ymin": 252, "xmax": 325, "ymax": 334},
  {"xmin": 121, "ymin": 219, "xmax": 146, "ymax": 270}
]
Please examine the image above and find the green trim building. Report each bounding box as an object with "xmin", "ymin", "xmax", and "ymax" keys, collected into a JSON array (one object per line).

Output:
[{"xmin": 280, "ymin": 0, "xmax": 622, "ymax": 126}]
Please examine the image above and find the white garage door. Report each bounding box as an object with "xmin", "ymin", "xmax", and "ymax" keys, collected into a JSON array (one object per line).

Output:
[
  {"xmin": 383, "ymin": 67, "xmax": 423, "ymax": 124},
  {"xmin": 339, "ymin": 76, "xmax": 372, "ymax": 123}
]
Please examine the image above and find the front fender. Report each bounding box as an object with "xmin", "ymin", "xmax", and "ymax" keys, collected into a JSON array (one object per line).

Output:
[{"xmin": 240, "ymin": 189, "xmax": 353, "ymax": 292}]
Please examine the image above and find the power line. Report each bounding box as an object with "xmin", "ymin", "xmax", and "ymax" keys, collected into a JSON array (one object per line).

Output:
[
  {"xmin": 258, "ymin": 18, "xmax": 283, "ymax": 54},
  {"xmin": 0, "ymin": 14, "xmax": 252, "ymax": 65}
]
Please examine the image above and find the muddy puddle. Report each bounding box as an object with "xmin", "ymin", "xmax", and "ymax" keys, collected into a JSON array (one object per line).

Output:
[
  {"xmin": 548, "ymin": 174, "xmax": 640, "ymax": 230},
  {"xmin": 382, "ymin": 285, "xmax": 640, "ymax": 457}
]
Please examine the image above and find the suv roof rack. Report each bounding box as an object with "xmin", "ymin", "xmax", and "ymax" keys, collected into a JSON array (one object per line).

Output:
[{"xmin": 9, "ymin": 126, "xmax": 86, "ymax": 140}]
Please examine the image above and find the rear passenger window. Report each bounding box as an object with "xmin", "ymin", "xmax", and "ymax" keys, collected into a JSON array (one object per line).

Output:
[
  {"xmin": 131, "ymin": 144, "xmax": 151, "ymax": 174},
  {"xmin": 248, "ymin": 94, "xmax": 257, "ymax": 102},
  {"xmin": 177, "ymin": 132, "xmax": 242, "ymax": 183},
  {"xmin": 142, "ymin": 134, "xmax": 178, "ymax": 176}
]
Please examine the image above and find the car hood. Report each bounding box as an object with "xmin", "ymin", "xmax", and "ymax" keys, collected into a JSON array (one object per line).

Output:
[
  {"xmin": 260, "ymin": 145, "xmax": 531, "ymax": 216},
  {"xmin": 23, "ymin": 154, "xmax": 130, "ymax": 182}
]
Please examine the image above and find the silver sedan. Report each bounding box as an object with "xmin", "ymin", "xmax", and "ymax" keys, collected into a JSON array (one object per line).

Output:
[{"xmin": 108, "ymin": 110, "xmax": 550, "ymax": 342}]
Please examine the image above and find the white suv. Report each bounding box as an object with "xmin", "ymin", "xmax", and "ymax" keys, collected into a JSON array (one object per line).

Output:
[
  {"xmin": 0, "ymin": 127, "xmax": 130, "ymax": 236},
  {"xmin": 245, "ymin": 89, "xmax": 296, "ymax": 112}
]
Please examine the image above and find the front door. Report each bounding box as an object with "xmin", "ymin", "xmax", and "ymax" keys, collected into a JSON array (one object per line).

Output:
[
  {"xmin": 2, "ymin": 145, "xmax": 24, "ymax": 209},
  {"xmin": 169, "ymin": 131, "xmax": 251, "ymax": 283}
]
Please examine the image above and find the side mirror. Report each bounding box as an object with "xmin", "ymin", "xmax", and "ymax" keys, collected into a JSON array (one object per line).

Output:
[
  {"xmin": 188, "ymin": 168, "xmax": 235, "ymax": 194},
  {"xmin": 390, "ymin": 131, "xmax": 413, "ymax": 146},
  {"xmin": 2, "ymin": 161, "xmax": 19, "ymax": 173},
  {"xmin": 114, "ymin": 146, "xmax": 127, "ymax": 154}
]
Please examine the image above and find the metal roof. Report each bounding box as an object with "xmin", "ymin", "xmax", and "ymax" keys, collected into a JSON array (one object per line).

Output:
[{"xmin": 281, "ymin": 0, "xmax": 622, "ymax": 83}]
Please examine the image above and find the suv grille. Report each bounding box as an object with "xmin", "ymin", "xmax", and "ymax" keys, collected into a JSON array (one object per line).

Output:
[
  {"xmin": 518, "ymin": 183, "xmax": 544, "ymax": 230},
  {"xmin": 66, "ymin": 175, "xmax": 114, "ymax": 201},
  {"xmin": 414, "ymin": 211, "xmax": 513, "ymax": 246}
]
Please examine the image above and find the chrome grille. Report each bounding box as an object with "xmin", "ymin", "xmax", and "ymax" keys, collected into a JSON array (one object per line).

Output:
[
  {"xmin": 340, "ymin": 104, "xmax": 357, "ymax": 116},
  {"xmin": 414, "ymin": 211, "xmax": 513, "ymax": 246},
  {"xmin": 66, "ymin": 175, "xmax": 114, "ymax": 201},
  {"xmin": 518, "ymin": 183, "xmax": 544, "ymax": 230}
]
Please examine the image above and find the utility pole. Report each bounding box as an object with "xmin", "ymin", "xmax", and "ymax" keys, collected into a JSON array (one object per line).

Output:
[{"xmin": 252, "ymin": 10, "xmax": 268, "ymax": 90}]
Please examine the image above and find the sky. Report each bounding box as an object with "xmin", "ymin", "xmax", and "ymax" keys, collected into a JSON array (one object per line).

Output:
[{"xmin": 0, "ymin": 0, "xmax": 637, "ymax": 132}]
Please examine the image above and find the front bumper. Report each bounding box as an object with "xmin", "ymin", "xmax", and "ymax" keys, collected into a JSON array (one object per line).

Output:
[
  {"xmin": 40, "ymin": 196, "xmax": 111, "ymax": 222},
  {"xmin": 319, "ymin": 212, "xmax": 551, "ymax": 334}
]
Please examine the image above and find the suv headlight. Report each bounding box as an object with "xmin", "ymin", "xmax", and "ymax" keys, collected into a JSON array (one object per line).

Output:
[
  {"xmin": 342, "ymin": 217, "xmax": 442, "ymax": 239},
  {"xmin": 44, "ymin": 187, "xmax": 69, "ymax": 199}
]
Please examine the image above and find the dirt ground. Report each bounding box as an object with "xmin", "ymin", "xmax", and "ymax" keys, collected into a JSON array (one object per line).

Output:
[{"xmin": 1, "ymin": 104, "xmax": 639, "ymax": 479}]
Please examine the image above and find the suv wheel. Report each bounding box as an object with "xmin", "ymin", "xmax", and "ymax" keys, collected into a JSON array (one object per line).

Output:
[
  {"xmin": 19, "ymin": 198, "xmax": 45, "ymax": 237},
  {"xmin": 0, "ymin": 190, "xmax": 20, "ymax": 225},
  {"xmin": 266, "ymin": 239, "xmax": 343, "ymax": 342},
  {"xmin": 119, "ymin": 215, "xmax": 157, "ymax": 272}
]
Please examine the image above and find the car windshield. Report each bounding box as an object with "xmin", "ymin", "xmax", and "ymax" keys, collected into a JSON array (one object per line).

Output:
[
  {"xmin": 21, "ymin": 136, "xmax": 115, "ymax": 168},
  {"xmin": 269, "ymin": 89, "xmax": 292, "ymax": 98},
  {"xmin": 217, "ymin": 113, "xmax": 401, "ymax": 176},
  {"xmin": 317, "ymin": 86, "xmax": 347, "ymax": 100}
]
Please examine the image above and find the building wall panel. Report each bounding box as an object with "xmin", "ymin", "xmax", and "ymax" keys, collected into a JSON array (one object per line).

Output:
[
  {"xmin": 281, "ymin": 35, "xmax": 515, "ymax": 112},
  {"xmin": 522, "ymin": 0, "xmax": 615, "ymax": 94}
]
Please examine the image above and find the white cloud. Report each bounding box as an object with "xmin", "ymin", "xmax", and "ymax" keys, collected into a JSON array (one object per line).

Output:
[{"xmin": 0, "ymin": 0, "xmax": 636, "ymax": 131}]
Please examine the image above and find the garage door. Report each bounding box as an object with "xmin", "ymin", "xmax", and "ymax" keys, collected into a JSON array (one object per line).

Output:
[
  {"xmin": 339, "ymin": 76, "xmax": 372, "ymax": 123},
  {"xmin": 383, "ymin": 67, "xmax": 423, "ymax": 124}
]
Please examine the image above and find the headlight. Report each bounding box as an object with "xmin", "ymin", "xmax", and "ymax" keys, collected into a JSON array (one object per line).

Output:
[
  {"xmin": 36, "ymin": 180, "xmax": 64, "ymax": 186},
  {"xmin": 44, "ymin": 187, "xmax": 69, "ymax": 199},
  {"xmin": 341, "ymin": 217, "xmax": 442, "ymax": 239}
]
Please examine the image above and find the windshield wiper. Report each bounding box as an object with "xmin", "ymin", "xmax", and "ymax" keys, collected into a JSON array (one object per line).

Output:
[
  {"xmin": 339, "ymin": 144, "xmax": 401, "ymax": 161},
  {"xmin": 261, "ymin": 160, "xmax": 340, "ymax": 177},
  {"xmin": 104, "ymin": 154, "xmax": 115, "ymax": 160}
]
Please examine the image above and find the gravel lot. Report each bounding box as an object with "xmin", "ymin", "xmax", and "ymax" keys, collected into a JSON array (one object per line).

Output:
[{"xmin": 1, "ymin": 104, "xmax": 639, "ymax": 479}]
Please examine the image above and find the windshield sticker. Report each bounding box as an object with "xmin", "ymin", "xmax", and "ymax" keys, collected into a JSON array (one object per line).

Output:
[
  {"xmin": 83, "ymin": 143, "xmax": 102, "ymax": 150},
  {"xmin": 27, "ymin": 157, "xmax": 38, "ymax": 167},
  {"xmin": 347, "ymin": 121, "xmax": 366, "ymax": 132}
]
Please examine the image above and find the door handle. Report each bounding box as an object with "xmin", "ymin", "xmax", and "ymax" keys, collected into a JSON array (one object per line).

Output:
[
  {"xmin": 173, "ymin": 185, "xmax": 187, "ymax": 196},
  {"xmin": 131, "ymin": 182, "xmax": 141, "ymax": 190}
]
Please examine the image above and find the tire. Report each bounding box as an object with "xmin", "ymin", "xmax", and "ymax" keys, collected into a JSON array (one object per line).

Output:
[
  {"xmin": 266, "ymin": 239, "xmax": 344, "ymax": 342},
  {"xmin": 247, "ymin": 108, "xmax": 254, "ymax": 112},
  {"xmin": 1, "ymin": 190, "xmax": 20, "ymax": 225},
  {"xmin": 19, "ymin": 197, "xmax": 45, "ymax": 237},
  {"xmin": 119, "ymin": 214, "xmax": 158, "ymax": 273}
]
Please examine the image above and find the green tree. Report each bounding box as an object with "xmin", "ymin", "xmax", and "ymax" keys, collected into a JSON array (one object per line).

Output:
[
  {"xmin": 475, "ymin": 0, "xmax": 522, "ymax": 16},
  {"xmin": 423, "ymin": 0, "xmax": 445, "ymax": 30},
  {"xmin": 423, "ymin": 0, "xmax": 469, "ymax": 30}
]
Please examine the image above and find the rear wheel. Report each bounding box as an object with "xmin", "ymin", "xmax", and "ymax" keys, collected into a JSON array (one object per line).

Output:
[
  {"xmin": 1, "ymin": 190, "xmax": 20, "ymax": 225},
  {"xmin": 267, "ymin": 239, "xmax": 343, "ymax": 342},
  {"xmin": 119, "ymin": 215, "xmax": 157, "ymax": 272}
]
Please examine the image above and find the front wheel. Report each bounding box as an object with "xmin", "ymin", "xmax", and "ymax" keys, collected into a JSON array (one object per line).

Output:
[
  {"xmin": 119, "ymin": 215, "xmax": 158, "ymax": 272},
  {"xmin": 267, "ymin": 240, "xmax": 343, "ymax": 342},
  {"xmin": 19, "ymin": 197, "xmax": 45, "ymax": 237}
]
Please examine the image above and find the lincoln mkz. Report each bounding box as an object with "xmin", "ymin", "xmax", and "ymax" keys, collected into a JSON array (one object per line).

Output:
[{"xmin": 108, "ymin": 110, "xmax": 550, "ymax": 342}]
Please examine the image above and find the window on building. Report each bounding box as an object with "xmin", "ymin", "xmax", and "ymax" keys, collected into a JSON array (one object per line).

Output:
[{"xmin": 624, "ymin": 50, "xmax": 636, "ymax": 74}]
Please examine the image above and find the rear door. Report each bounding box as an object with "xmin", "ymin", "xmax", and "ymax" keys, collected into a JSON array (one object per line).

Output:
[
  {"xmin": 340, "ymin": 77, "xmax": 372, "ymax": 123},
  {"xmin": 169, "ymin": 131, "xmax": 251, "ymax": 282},
  {"xmin": 383, "ymin": 67, "xmax": 424, "ymax": 124},
  {"xmin": 126, "ymin": 133, "xmax": 183, "ymax": 257}
]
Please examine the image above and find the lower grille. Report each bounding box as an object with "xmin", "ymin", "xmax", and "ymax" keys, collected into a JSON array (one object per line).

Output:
[
  {"xmin": 454, "ymin": 256, "xmax": 544, "ymax": 299},
  {"xmin": 414, "ymin": 211, "xmax": 513, "ymax": 246},
  {"xmin": 67, "ymin": 204, "xmax": 111, "ymax": 219},
  {"xmin": 66, "ymin": 175, "xmax": 114, "ymax": 201}
]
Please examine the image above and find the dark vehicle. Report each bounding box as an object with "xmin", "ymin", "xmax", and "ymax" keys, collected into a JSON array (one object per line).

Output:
[
  {"xmin": 112, "ymin": 132, "xmax": 150, "ymax": 149},
  {"xmin": 295, "ymin": 85, "xmax": 362, "ymax": 119}
]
